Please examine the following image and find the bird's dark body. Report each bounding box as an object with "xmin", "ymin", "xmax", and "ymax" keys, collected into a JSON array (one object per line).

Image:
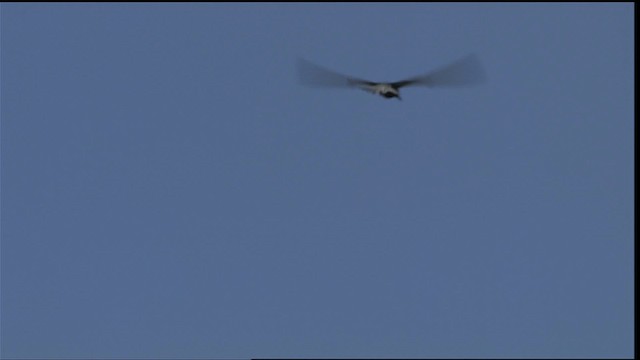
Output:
[{"xmin": 381, "ymin": 91, "xmax": 399, "ymax": 99}]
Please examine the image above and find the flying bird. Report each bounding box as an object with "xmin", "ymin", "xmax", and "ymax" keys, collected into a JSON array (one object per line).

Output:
[{"xmin": 297, "ymin": 54, "xmax": 486, "ymax": 100}]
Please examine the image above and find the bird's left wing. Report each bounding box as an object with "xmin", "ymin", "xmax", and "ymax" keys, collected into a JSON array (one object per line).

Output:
[{"xmin": 297, "ymin": 58, "xmax": 378, "ymax": 89}]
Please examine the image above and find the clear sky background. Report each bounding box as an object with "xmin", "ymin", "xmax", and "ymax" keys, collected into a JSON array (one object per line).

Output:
[{"xmin": 1, "ymin": 3, "xmax": 634, "ymax": 359}]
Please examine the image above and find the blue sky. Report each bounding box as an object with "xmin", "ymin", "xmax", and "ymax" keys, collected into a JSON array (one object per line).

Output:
[{"xmin": 1, "ymin": 3, "xmax": 634, "ymax": 358}]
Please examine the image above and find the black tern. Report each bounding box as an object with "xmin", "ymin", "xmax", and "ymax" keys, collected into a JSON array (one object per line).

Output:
[{"xmin": 297, "ymin": 54, "xmax": 486, "ymax": 100}]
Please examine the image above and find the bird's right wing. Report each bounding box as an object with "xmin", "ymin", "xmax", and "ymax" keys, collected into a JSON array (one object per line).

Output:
[
  {"xmin": 297, "ymin": 58, "xmax": 378, "ymax": 89},
  {"xmin": 391, "ymin": 54, "xmax": 486, "ymax": 89}
]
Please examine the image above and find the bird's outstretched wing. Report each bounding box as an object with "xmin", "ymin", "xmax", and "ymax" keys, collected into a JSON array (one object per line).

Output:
[
  {"xmin": 390, "ymin": 54, "xmax": 486, "ymax": 89},
  {"xmin": 297, "ymin": 58, "xmax": 378, "ymax": 89}
]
